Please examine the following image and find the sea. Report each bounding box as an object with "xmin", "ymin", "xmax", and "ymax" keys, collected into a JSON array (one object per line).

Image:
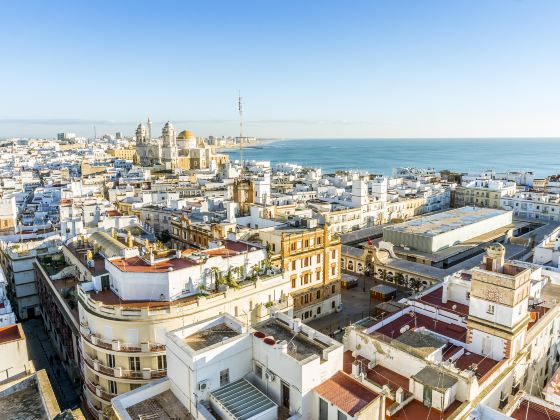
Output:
[{"xmin": 222, "ymin": 138, "xmax": 560, "ymax": 178}]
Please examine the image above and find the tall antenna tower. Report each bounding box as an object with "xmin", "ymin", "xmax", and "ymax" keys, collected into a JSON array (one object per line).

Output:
[{"xmin": 238, "ymin": 92, "xmax": 243, "ymax": 172}]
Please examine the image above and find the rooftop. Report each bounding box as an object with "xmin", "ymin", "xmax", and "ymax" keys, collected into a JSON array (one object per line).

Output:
[
  {"xmin": 110, "ymin": 255, "xmax": 196, "ymax": 273},
  {"xmin": 412, "ymin": 366, "xmax": 458, "ymax": 390},
  {"xmin": 126, "ymin": 389, "xmax": 193, "ymax": 420},
  {"xmin": 511, "ymin": 399, "xmax": 560, "ymax": 420},
  {"xmin": 343, "ymin": 351, "xmax": 409, "ymax": 391},
  {"xmin": 454, "ymin": 351, "xmax": 501, "ymax": 382},
  {"xmin": 0, "ymin": 324, "xmax": 23, "ymax": 345},
  {"xmin": 417, "ymin": 287, "xmax": 469, "ymax": 317},
  {"xmin": 374, "ymin": 312, "xmax": 467, "ymax": 342},
  {"xmin": 383, "ymin": 207, "xmax": 510, "ymax": 237},
  {"xmin": 183, "ymin": 323, "xmax": 240, "ymax": 351},
  {"xmin": 254, "ymin": 318, "xmax": 328, "ymax": 361},
  {"xmin": 314, "ymin": 371, "xmax": 379, "ymax": 416}
]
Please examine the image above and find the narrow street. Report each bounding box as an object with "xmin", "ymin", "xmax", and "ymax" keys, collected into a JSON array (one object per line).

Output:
[{"xmin": 22, "ymin": 318, "xmax": 80, "ymax": 411}]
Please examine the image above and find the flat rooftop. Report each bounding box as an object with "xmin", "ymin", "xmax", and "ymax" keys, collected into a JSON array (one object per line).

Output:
[
  {"xmin": 183, "ymin": 323, "xmax": 240, "ymax": 351},
  {"xmin": 511, "ymin": 399, "xmax": 560, "ymax": 420},
  {"xmin": 254, "ymin": 319, "xmax": 328, "ymax": 361},
  {"xmin": 417, "ymin": 287, "xmax": 469, "ymax": 317},
  {"xmin": 126, "ymin": 389, "xmax": 193, "ymax": 420},
  {"xmin": 383, "ymin": 207, "xmax": 510, "ymax": 237},
  {"xmin": 454, "ymin": 351, "xmax": 500, "ymax": 382},
  {"xmin": 374, "ymin": 312, "xmax": 467, "ymax": 342}
]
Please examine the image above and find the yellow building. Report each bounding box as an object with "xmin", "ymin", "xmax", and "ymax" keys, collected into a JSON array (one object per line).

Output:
[
  {"xmin": 108, "ymin": 147, "xmax": 137, "ymax": 161},
  {"xmin": 260, "ymin": 224, "xmax": 342, "ymax": 322}
]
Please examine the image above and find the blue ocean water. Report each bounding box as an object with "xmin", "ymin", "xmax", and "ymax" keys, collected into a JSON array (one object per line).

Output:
[{"xmin": 224, "ymin": 138, "xmax": 560, "ymax": 177}]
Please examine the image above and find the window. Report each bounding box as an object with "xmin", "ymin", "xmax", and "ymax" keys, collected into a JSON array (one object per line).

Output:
[
  {"xmin": 220, "ymin": 369, "xmax": 230, "ymax": 386},
  {"xmin": 332, "ymin": 285, "xmax": 336, "ymax": 293},
  {"xmin": 487, "ymin": 304, "xmax": 495, "ymax": 315},
  {"xmin": 317, "ymin": 307, "xmax": 321, "ymax": 315},
  {"xmin": 332, "ymin": 250, "xmax": 336, "ymax": 259},
  {"xmin": 316, "ymin": 290, "xmax": 321, "ymax": 299},
  {"xmin": 291, "ymin": 277, "xmax": 296, "ymax": 288},
  {"xmin": 317, "ymin": 237, "xmax": 322, "ymax": 245},
  {"xmin": 466, "ymin": 292, "xmax": 470, "ymax": 300},
  {"xmin": 255, "ymin": 363, "xmax": 263, "ymax": 379},
  {"xmin": 291, "ymin": 261, "xmax": 296, "ymax": 270},
  {"xmin": 332, "ymin": 301, "xmax": 336, "ymax": 309},
  {"xmin": 331, "ymin": 266, "xmax": 336, "ymax": 276},
  {"xmin": 108, "ymin": 380, "xmax": 118, "ymax": 394},
  {"xmin": 129, "ymin": 356, "xmax": 140, "ymax": 371},
  {"xmin": 304, "ymin": 239, "xmax": 309, "ymax": 248},
  {"xmin": 157, "ymin": 355, "xmax": 167, "ymax": 370},
  {"xmin": 107, "ymin": 354, "xmax": 115, "ymax": 368}
]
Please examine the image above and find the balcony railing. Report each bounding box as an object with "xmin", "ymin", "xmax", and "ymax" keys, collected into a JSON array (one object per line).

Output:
[
  {"xmin": 84, "ymin": 394, "xmax": 107, "ymax": 420},
  {"xmin": 84, "ymin": 378, "xmax": 116, "ymax": 402},
  {"xmin": 80, "ymin": 324, "xmax": 165, "ymax": 354},
  {"xmin": 82, "ymin": 352, "xmax": 167, "ymax": 380}
]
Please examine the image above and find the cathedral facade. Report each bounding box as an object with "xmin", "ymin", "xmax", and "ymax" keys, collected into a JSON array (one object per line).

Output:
[{"xmin": 134, "ymin": 119, "xmax": 228, "ymax": 170}]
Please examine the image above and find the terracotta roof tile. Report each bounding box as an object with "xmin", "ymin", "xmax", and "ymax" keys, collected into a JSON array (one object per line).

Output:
[{"xmin": 314, "ymin": 371, "xmax": 378, "ymax": 416}]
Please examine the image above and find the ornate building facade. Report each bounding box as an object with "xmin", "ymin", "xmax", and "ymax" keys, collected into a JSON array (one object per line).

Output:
[{"xmin": 135, "ymin": 119, "xmax": 229, "ymax": 170}]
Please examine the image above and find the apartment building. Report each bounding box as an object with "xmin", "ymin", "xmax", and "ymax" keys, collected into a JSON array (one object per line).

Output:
[
  {"xmin": 453, "ymin": 179, "xmax": 517, "ymax": 208},
  {"xmin": 0, "ymin": 236, "xmax": 61, "ymax": 319},
  {"xmin": 74, "ymin": 232, "xmax": 292, "ymax": 416},
  {"xmin": 259, "ymin": 222, "xmax": 342, "ymax": 322},
  {"xmin": 502, "ymin": 191, "xmax": 560, "ymax": 222}
]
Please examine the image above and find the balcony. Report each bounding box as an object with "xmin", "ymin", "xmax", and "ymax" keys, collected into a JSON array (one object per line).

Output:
[
  {"xmin": 80, "ymin": 324, "xmax": 165, "ymax": 354},
  {"xmin": 84, "ymin": 394, "xmax": 108, "ymax": 420},
  {"xmin": 84, "ymin": 378, "xmax": 116, "ymax": 402},
  {"xmin": 82, "ymin": 352, "xmax": 167, "ymax": 380}
]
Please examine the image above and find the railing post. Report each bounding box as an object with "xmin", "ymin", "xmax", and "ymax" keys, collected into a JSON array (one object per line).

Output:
[{"xmin": 112, "ymin": 340, "xmax": 120, "ymax": 351}]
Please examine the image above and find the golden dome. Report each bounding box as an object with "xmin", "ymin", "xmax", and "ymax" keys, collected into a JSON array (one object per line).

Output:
[{"xmin": 177, "ymin": 130, "xmax": 195, "ymax": 139}]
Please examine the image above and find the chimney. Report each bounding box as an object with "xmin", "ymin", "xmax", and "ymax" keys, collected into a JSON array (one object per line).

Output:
[{"xmin": 351, "ymin": 362, "xmax": 361, "ymax": 378}]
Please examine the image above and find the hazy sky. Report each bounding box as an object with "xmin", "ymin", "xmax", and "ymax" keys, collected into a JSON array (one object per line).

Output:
[{"xmin": 1, "ymin": 0, "xmax": 559, "ymax": 139}]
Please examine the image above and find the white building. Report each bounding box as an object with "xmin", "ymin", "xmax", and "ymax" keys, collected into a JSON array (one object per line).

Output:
[{"xmin": 112, "ymin": 311, "xmax": 384, "ymax": 420}]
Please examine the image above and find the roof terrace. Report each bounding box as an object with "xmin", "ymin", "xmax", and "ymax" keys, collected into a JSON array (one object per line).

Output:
[
  {"xmin": 254, "ymin": 318, "xmax": 329, "ymax": 362},
  {"xmin": 183, "ymin": 323, "xmax": 240, "ymax": 352}
]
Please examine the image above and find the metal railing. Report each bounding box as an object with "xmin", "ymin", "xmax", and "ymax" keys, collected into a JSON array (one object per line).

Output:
[
  {"xmin": 84, "ymin": 378, "xmax": 116, "ymax": 402},
  {"xmin": 82, "ymin": 352, "xmax": 167, "ymax": 380}
]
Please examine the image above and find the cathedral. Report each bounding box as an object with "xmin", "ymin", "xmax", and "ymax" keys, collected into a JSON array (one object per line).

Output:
[{"xmin": 134, "ymin": 119, "xmax": 229, "ymax": 170}]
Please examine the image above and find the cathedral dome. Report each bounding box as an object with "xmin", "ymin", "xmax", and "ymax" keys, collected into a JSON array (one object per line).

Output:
[{"xmin": 177, "ymin": 130, "xmax": 195, "ymax": 139}]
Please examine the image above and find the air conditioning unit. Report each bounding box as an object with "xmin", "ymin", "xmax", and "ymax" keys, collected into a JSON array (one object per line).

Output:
[{"xmin": 198, "ymin": 380, "xmax": 209, "ymax": 391}]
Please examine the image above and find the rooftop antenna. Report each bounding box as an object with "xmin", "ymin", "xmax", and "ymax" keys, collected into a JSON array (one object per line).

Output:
[{"xmin": 238, "ymin": 92, "xmax": 243, "ymax": 173}]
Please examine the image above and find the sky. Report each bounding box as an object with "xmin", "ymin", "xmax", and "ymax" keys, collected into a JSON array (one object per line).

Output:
[{"xmin": 0, "ymin": 0, "xmax": 559, "ymax": 139}]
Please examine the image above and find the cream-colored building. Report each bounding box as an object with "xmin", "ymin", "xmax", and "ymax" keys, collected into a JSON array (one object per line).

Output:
[
  {"xmin": 453, "ymin": 179, "xmax": 517, "ymax": 208},
  {"xmin": 73, "ymin": 232, "xmax": 292, "ymax": 417}
]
